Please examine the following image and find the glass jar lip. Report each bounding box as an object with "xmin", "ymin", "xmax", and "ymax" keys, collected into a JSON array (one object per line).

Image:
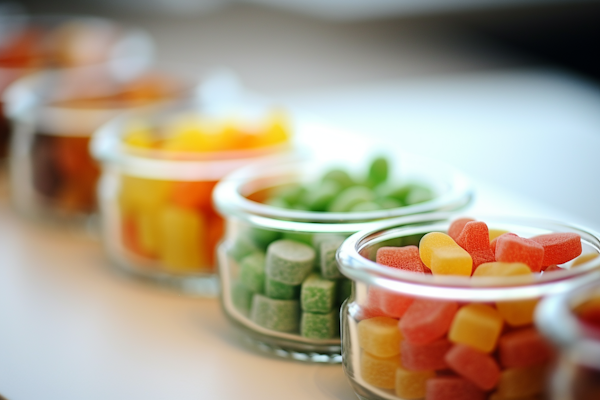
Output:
[
  {"xmin": 336, "ymin": 212, "xmax": 600, "ymax": 301},
  {"xmin": 213, "ymin": 152, "xmax": 474, "ymax": 231}
]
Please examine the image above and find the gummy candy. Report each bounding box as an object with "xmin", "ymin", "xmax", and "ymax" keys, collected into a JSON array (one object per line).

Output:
[
  {"xmin": 531, "ymin": 232, "xmax": 582, "ymax": 266},
  {"xmin": 495, "ymin": 235, "xmax": 544, "ymax": 273},
  {"xmin": 399, "ymin": 299, "xmax": 458, "ymax": 344},
  {"xmin": 445, "ymin": 344, "xmax": 501, "ymax": 390}
]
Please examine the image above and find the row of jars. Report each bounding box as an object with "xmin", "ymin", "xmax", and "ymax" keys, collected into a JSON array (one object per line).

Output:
[{"xmin": 3, "ymin": 12, "xmax": 600, "ymax": 400}]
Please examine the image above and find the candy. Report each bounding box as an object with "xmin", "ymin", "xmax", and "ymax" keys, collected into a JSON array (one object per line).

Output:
[
  {"xmin": 357, "ymin": 316, "xmax": 402, "ymax": 358},
  {"xmin": 419, "ymin": 232, "xmax": 472, "ymax": 276},
  {"xmin": 250, "ymin": 294, "xmax": 300, "ymax": 333},
  {"xmin": 448, "ymin": 304, "xmax": 504, "ymax": 353},
  {"xmin": 490, "ymin": 233, "xmax": 518, "ymax": 254},
  {"xmin": 496, "ymin": 298, "xmax": 538, "ymax": 327},
  {"xmin": 266, "ymin": 239, "xmax": 315, "ymax": 285},
  {"xmin": 301, "ymin": 273, "xmax": 336, "ymax": 314},
  {"xmin": 300, "ymin": 310, "xmax": 338, "ymax": 339},
  {"xmin": 303, "ymin": 180, "xmax": 341, "ymax": 211},
  {"xmin": 494, "ymin": 365, "xmax": 548, "ymax": 398},
  {"xmin": 489, "ymin": 229, "xmax": 509, "ymax": 242},
  {"xmin": 360, "ymin": 351, "xmax": 401, "ymax": 389},
  {"xmin": 159, "ymin": 206, "xmax": 207, "ymax": 273},
  {"xmin": 395, "ymin": 367, "xmax": 435, "ymax": 399},
  {"xmin": 319, "ymin": 237, "xmax": 345, "ymax": 279},
  {"xmin": 366, "ymin": 156, "xmax": 389, "ymax": 188},
  {"xmin": 572, "ymin": 253, "xmax": 599, "ymax": 267},
  {"xmin": 328, "ymin": 186, "xmax": 376, "ymax": 212},
  {"xmin": 495, "ymin": 235, "xmax": 544, "ymax": 273},
  {"xmin": 445, "ymin": 344, "xmax": 501, "ymax": 390},
  {"xmin": 322, "ymin": 168, "xmax": 355, "ymax": 189},
  {"xmin": 265, "ymin": 278, "xmax": 299, "ymax": 300},
  {"xmin": 232, "ymin": 281, "xmax": 254, "ymax": 316},
  {"xmin": 399, "ymin": 299, "xmax": 458, "ymax": 344},
  {"xmin": 425, "ymin": 376, "xmax": 486, "ymax": 400},
  {"xmin": 455, "ymin": 221, "xmax": 496, "ymax": 270},
  {"xmin": 401, "ymin": 337, "xmax": 452, "ymax": 371},
  {"xmin": 368, "ymin": 286, "xmax": 414, "ymax": 319},
  {"xmin": 498, "ymin": 328, "xmax": 553, "ymax": 368},
  {"xmin": 448, "ymin": 218, "xmax": 475, "ymax": 241},
  {"xmin": 531, "ymin": 232, "xmax": 582, "ymax": 266},
  {"xmin": 239, "ymin": 252, "xmax": 267, "ymax": 294},
  {"xmin": 376, "ymin": 246, "xmax": 427, "ymax": 273},
  {"xmin": 473, "ymin": 262, "xmax": 532, "ymax": 278}
]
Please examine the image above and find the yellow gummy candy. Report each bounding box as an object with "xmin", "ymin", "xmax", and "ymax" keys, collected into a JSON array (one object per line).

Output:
[
  {"xmin": 159, "ymin": 206, "xmax": 207, "ymax": 273},
  {"xmin": 420, "ymin": 232, "xmax": 472, "ymax": 276},
  {"xmin": 572, "ymin": 253, "xmax": 599, "ymax": 267},
  {"xmin": 496, "ymin": 298, "xmax": 539, "ymax": 327},
  {"xmin": 489, "ymin": 229, "xmax": 509, "ymax": 242},
  {"xmin": 357, "ymin": 316, "xmax": 402, "ymax": 358},
  {"xmin": 360, "ymin": 351, "xmax": 401, "ymax": 389},
  {"xmin": 473, "ymin": 262, "xmax": 532, "ymax": 277},
  {"xmin": 395, "ymin": 367, "xmax": 435, "ymax": 399},
  {"xmin": 118, "ymin": 176, "xmax": 172, "ymax": 214},
  {"xmin": 449, "ymin": 303, "xmax": 504, "ymax": 353},
  {"xmin": 494, "ymin": 365, "xmax": 548, "ymax": 399}
]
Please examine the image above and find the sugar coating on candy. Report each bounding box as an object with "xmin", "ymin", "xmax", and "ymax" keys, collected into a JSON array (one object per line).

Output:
[
  {"xmin": 250, "ymin": 294, "xmax": 300, "ymax": 333},
  {"xmin": 490, "ymin": 232, "xmax": 518, "ymax": 254},
  {"xmin": 572, "ymin": 252, "xmax": 599, "ymax": 267},
  {"xmin": 425, "ymin": 376, "xmax": 486, "ymax": 400},
  {"xmin": 455, "ymin": 221, "xmax": 496, "ymax": 270},
  {"xmin": 399, "ymin": 299, "xmax": 458, "ymax": 344},
  {"xmin": 419, "ymin": 232, "xmax": 456, "ymax": 267},
  {"xmin": 499, "ymin": 328, "xmax": 554, "ymax": 368},
  {"xmin": 360, "ymin": 350, "xmax": 401, "ymax": 389},
  {"xmin": 445, "ymin": 344, "xmax": 501, "ymax": 390},
  {"xmin": 494, "ymin": 365, "xmax": 548, "ymax": 399},
  {"xmin": 495, "ymin": 235, "xmax": 544, "ymax": 273},
  {"xmin": 358, "ymin": 316, "xmax": 402, "ymax": 358},
  {"xmin": 320, "ymin": 238, "xmax": 345, "ymax": 279},
  {"xmin": 376, "ymin": 246, "xmax": 426, "ymax": 273},
  {"xmin": 266, "ymin": 239, "xmax": 315, "ymax": 285},
  {"xmin": 448, "ymin": 218, "xmax": 475, "ymax": 241},
  {"xmin": 496, "ymin": 298, "xmax": 539, "ymax": 327},
  {"xmin": 395, "ymin": 367, "xmax": 435, "ymax": 399},
  {"xmin": 531, "ymin": 232, "xmax": 582, "ymax": 266},
  {"xmin": 368, "ymin": 286, "xmax": 414, "ymax": 319},
  {"xmin": 300, "ymin": 310, "xmax": 338, "ymax": 339},
  {"xmin": 449, "ymin": 304, "xmax": 504, "ymax": 353},
  {"xmin": 265, "ymin": 277, "xmax": 299, "ymax": 300},
  {"xmin": 232, "ymin": 281, "xmax": 254, "ymax": 316},
  {"xmin": 239, "ymin": 252, "xmax": 266, "ymax": 294},
  {"xmin": 301, "ymin": 273, "xmax": 336, "ymax": 314},
  {"xmin": 401, "ymin": 337, "xmax": 452, "ymax": 371},
  {"xmin": 430, "ymin": 245, "xmax": 473, "ymax": 276}
]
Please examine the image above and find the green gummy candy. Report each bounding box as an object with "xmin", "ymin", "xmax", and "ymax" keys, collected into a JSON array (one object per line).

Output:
[
  {"xmin": 405, "ymin": 185, "xmax": 434, "ymax": 205},
  {"xmin": 376, "ymin": 197, "xmax": 403, "ymax": 209},
  {"xmin": 366, "ymin": 156, "xmax": 389, "ymax": 188},
  {"xmin": 250, "ymin": 294, "xmax": 300, "ymax": 333},
  {"xmin": 239, "ymin": 252, "xmax": 266, "ymax": 294},
  {"xmin": 336, "ymin": 278, "xmax": 353, "ymax": 306},
  {"xmin": 303, "ymin": 180, "xmax": 341, "ymax": 211},
  {"xmin": 266, "ymin": 278, "xmax": 300, "ymax": 300},
  {"xmin": 272, "ymin": 184, "xmax": 306, "ymax": 206},
  {"xmin": 249, "ymin": 227, "xmax": 282, "ymax": 250},
  {"xmin": 228, "ymin": 235, "xmax": 260, "ymax": 262},
  {"xmin": 350, "ymin": 201, "xmax": 380, "ymax": 212},
  {"xmin": 266, "ymin": 239, "xmax": 315, "ymax": 285},
  {"xmin": 320, "ymin": 238, "xmax": 344, "ymax": 279},
  {"xmin": 300, "ymin": 310, "xmax": 339, "ymax": 339},
  {"xmin": 328, "ymin": 186, "xmax": 375, "ymax": 212},
  {"xmin": 301, "ymin": 273, "xmax": 336, "ymax": 313},
  {"xmin": 282, "ymin": 231, "xmax": 313, "ymax": 246},
  {"xmin": 322, "ymin": 168, "xmax": 355, "ymax": 189},
  {"xmin": 232, "ymin": 281, "xmax": 255, "ymax": 316}
]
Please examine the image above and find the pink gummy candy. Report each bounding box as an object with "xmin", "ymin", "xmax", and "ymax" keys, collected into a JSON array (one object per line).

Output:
[
  {"xmin": 376, "ymin": 245, "xmax": 426, "ymax": 273},
  {"xmin": 399, "ymin": 299, "xmax": 458, "ymax": 344},
  {"xmin": 426, "ymin": 376, "xmax": 486, "ymax": 400},
  {"xmin": 495, "ymin": 235, "xmax": 545, "ymax": 273},
  {"xmin": 531, "ymin": 232, "xmax": 582, "ymax": 266},
  {"xmin": 455, "ymin": 221, "xmax": 496, "ymax": 271},
  {"xmin": 401, "ymin": 337, "xmax": 452, "ymax": 371},
  {"xmin": 445, "ymin": 344, "xmax": 501, "ymax": 391},
  {"xmin": 448, "ymin": 218, "xmax": 475, "ymax": 241},
  {"xmin": 490, "ymin": 232, "xmax": 518, "ymax": 254},
  {"xmin": 498, "ymin": 327, "xmax": 554, "ymax": 368},
  {"xmin": 367, "ymin": 286, "xmax": 414, "ymax": 319}
]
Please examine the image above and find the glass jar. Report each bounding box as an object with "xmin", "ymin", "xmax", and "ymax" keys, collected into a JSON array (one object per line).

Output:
[
  {"xmin": 91, "ymin": 99, "xmax": 292, "ymax": 295},
  {"xmin": 536, "ymin": 273, "xmax": 600, "ymax": 400},
  {"xmin": 0, "ymin": 14, "xmax": 154, "ymax": 158},
  {"xmin": 336, "ymin": 213, "xmax": 600, "ymax": 400},
  {"xmin": 213, "ymin": 152, "xmax": 473, "ymax": 363},
  {"xmin": 4, "ymin": 63, "xmax": 191, "ymax": 225}
]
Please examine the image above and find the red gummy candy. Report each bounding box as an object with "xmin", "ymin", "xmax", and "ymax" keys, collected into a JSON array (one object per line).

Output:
[
  {"xmin": 401, "ymin": 337, "xmax": 452, "ymax": 371},
  {"xmin": 495, "ymin": 235, "xmax": 545, "ymax": 272},
  {"xmin": 531, "ymin": 232, "xmax": 582, "ymax": 266},
  {"xmin": 448, "ymin": 218, "xmax": 475, "ymax": 241},
  {"xmin": 426, "ymin": 376, "xmax": 486, "ymax": 400},
  {"xmin": 367, "ymin": 286, "xmax": 414, "ymax": 319},
  {"xmin": 399, "ymin": 299, "xmax": 458, "ymax": 344},
  {"xmin": 498, "ymin": 327, "xmax": 554, "ymax": 368},
  {"xmin": 490, "ymin": 232, "xmax": 518, "ymax": 254},
  {"xmin": 445, "ymin": 344, "xmax": 501, "ymax": 391},
  {"xmin": 455, "ymin": 221, "xmax": 496, "ymax": 271},
  {"xmin": 376, "ymin": 245, "xmax": 426, "ymax": 273}
]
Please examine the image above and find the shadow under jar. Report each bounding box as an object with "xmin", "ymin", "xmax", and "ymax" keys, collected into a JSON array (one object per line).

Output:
[
  {"xmin": 213, "ymin": 153, "xmax": 473, "ymax": 363},
  {"xmin": 336, "ymin": 213, "xmax": 600, "ymax": 400}
]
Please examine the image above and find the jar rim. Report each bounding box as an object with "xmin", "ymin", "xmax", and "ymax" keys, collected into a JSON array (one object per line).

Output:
[{"xmin": 337, "ymin": 212, "xmax": 600, "ymax": 301}]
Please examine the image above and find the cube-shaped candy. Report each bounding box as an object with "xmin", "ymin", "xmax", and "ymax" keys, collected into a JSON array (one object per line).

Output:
[
  {"xmin": 395, "ymin": 367, "xmax": 435, "ymax": 399},
  {"xmin": 473, "ymin": 262, "xmax": 532, "ymax": 278},
  {"xmin": 239, "ymin": 252, "xmax": 266, "ymax": 294},
  {"xmin": 159, "ymin": 206, "xmax": 207, "ymax": 273},
  {"xmin": 368, "ymin": 286, "xmax": 414, "ymax": 319},
  {"xmin": 430, "ymin": 246, "xmax": 473, "ymax": 276},
  {"xmin": 301, "ymin": 273, "xmax": 336, "ymax": 313},
  {"xmin": 495, "ymin": 235, "xmax": 544, "ymax": 273},
  {"xmin": 498, "ymin": 328, "xmax": 554, "ymax": 368},
  {"xmin": 320, "ymin": 238, "xmax": 345, "ymax": 279},
  {"xmin": 445, "ymin": 344, "xmax": 501, "ymax": 390},
  {"xmin": 360, "ymin": 351, "xmax": 401, "ymax": 389},
  {"xmin": 250, "ymin": 294, "xmax": 300, "ymax": 333},
  {"xmin": 265, "ymin": 277, "xmax": 299, "ymax": 300},
  {"xmin": 490, "ymin": 233, "xmax": 518, "ymax": 253},
  {"xmin": 357, "ymin": 316, "xmax": 402, "ymax": 358},
  {"xmin": 401, "ymin": 337, "xmax": 452, "ymax": 371},
  {"xmin": 266, "ymin": 239, "xmax": 315, "ymax": 285},
  {"xmin": 455, "ymin": 221, "xmax": 496, "ymax": 270},
  {"xmin": 496, "ymin": 298, "xmax": 539, "ymax": 327},
  {"xmin": 399, "ymin": 299, "xmax": 458, "ymax": 344},
  {"xmin": 449, "ymin": 304, "xmax": 504, "ymax": 353},
  {"xmin": 419, "ymin": 232, "xmax": 458, "ymax": 267},
  {"xmin": 494, "ymin": 365, "xmax": 548, "ymax": 399},
  {"xmin": 531, "ymin": 232, "xmax": 582, "ymax": 266},
  {"xmin": 232, "ymin": 281, "xmax": 254, "ymax": 316},
  {"xmin": 376, "ymin": 246, "xmax": 427, "ymax": 273},
  {"xmin": 448, "ymin": 218, "xmax": 475, "ymax": 241},
  {"xmin": 301, "ymin": 310, "xmax": 338, "ymax": 339},
  {"xmin": 426, "ymin": 376, "xmax": 486, "ymax": 400}
]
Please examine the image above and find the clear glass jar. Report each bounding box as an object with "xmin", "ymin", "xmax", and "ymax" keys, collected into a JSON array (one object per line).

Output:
[
  {"xmin": 336, "ymin": 213, "xmax": 600, "ymax": 400},
  {"xmin": 213, "ymin": 153, "xmax": 473, "ymax": 363},
  {"xmin": 4, "ymin": 63, "xmax": 192, "ymax": 225},
  {"xmin": 537, "ymin": 274, "xmax": 600, "ymax": 400},
  {"xmin": 91, "ymin": 100, "xmax": 292, "ymax": 296},
  {"xmin": 0, "ymin": 14, "xmax": 154, "ymax": 158}
]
